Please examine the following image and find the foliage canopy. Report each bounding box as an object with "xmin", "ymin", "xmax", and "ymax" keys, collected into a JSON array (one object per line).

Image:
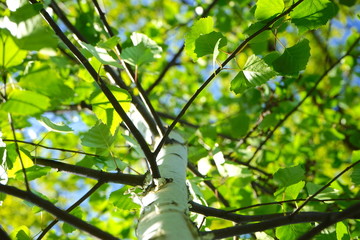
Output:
[{"xmin": 0, "ymin": 0, "xmax": 359, "ymax": 239}]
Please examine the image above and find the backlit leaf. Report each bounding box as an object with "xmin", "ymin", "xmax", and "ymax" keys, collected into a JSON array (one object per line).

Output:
[
  {"xmin": 230, "ymin": 55, "xmax": 277, "ymax": 94},
  {"xmin": 185, "ymin": 16, "xmax": 214, "ymax": 60},
  {"xmin": 81, "ymin": 122, "xmax": 115, "ymax": 149},
  {"xmin": 1, "ymin": 90, "xmax": 50, "ymax": 115},
  {"xmin": 291, "ymin": 0, "xmax": 338, "ymax": 34},
  {"xmin": 79, "ymin": 41, "xmax": 122, "ymax": 68},
  {"xmin": 38, "ymin": 116, "xmax": 73, "ymax": 133},
  {"xmin": 194, "ymin": 31, "xmax": 227, "ymax": 58},
  {"xmin": 274, "ymin": 165, "xmax": 305, "ymax": 187},
  {"xmin": 255, "ymin": 0, "xmax": 284, "ymax": 20},
  {"xmin": 121, "ymin": 43, "xmax": 154, "ymax": 66},
  {"xmin": 272, "ymin": 39, "xmax": 310, "ymax": 76}
]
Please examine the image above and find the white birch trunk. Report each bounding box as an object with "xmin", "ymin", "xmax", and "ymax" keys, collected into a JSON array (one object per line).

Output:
[
  {"xmin": 136, "ymin": 132, "xmax": 200, "ymax": 240},
  {"xmin": 129, "ymin": 106, "xmax": 201, "ymax": 239}
]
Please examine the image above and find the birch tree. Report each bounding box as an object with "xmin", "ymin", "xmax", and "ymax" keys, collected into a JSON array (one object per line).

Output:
[{"xmin": 0, "ymin": 0, "xmax": 360, "ymax": 239}]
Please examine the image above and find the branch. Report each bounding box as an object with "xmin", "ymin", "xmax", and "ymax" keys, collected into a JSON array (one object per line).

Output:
[
  {"xmin": 90, "ymin": 0, "xmax": 166, "ymax": 136},
  {"xmin": 33, "ymin": 157, "xmax": 145, "ymax": 186},
  {"xmin": 198, "ymin": 202, "xmax": 360, "ymax": 239},
  {"xmin": 154, "ymin": 0, "xmax": 306, "ymax": 157},
  {"xmin": 228, "ymin": 197, "xmax": 360, "ymax": 213},
  {"xmin": 246, "ymin": 35, "xmax": 360, "ymax": 164},
  {"xmin": 3, "ymin": 139, "xmax": 100, "ymax": 157},
  {"xmin": 30, "ymin": 0, "xmax": 160, "ymax": 178},
  {"xmin": 298, "ymin": 202, "xmax": 360, "ymax": 240},
  {"xmin": 190, "ymin": 201, "xmax": 359, "ymax": 224},
  {"xmin": 37, "ymin": 181, "xmax": 104, "ymax": 240},
  {"xmin": 292, "ymin": 159, "xmax": 360, "ymax": 215},
  {"xmin": 0, "ymin": 184, "xmax": 119, "ymax": 240}
]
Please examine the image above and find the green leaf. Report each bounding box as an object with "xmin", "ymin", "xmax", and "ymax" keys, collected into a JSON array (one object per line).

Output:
[
  {"xmin": 230, "ymin": 55, "xmax": 277, "ymax": 94},
  {"xmin": 194, "ymin": 31, "xmax": 227, "ymax": 58},
  {"xmin": 14, "ymin": 27, "xmax": 59, "ymax": 51},
  {"xmin": 275, "ymin": 181, "xmax": 305, "ymax": 200},
  {"xmin": 109, "ymin": 188, "xmax": 139, "ymax": 210},
  {"xmin": 79, "ymin": 41, "xmax": 122, "ymax": 68},
  {"xmin": 0, "ymin": 29, "xmax": 28, "ymax": 68},
  {"xmin": 38, "ymin": 116, "xmax": 73, "ymax": 132},
  {"xmin": 16, "ymin": 229, "xmax": 31, "ymax": 240},
  {"xmin": 259, "ymin": 113, "xmax": 278, "ymax": 129},
  {"xmin": 0, "ymin": 90, "xmax": 50, "ymax": 115},
  {"xmin": 15, "ymin": 165, "xmax": 51, "ymax": 181},
  {"xmin": 185, "ymin": 16, "xmax": 214, "ymax": 60},
  {"xmin": 213, "ymin": 37, "xmax": 222, "ymax": 73},
  {"xmin": 276, "ymin": 223, "xmax": 312, "ymax": 240},
  {"xmin": 272, "ymin": 39, "xmax": 310, "ymax": 76},
  {"xmin": 90, "ymin": 85, "xmax": 131, "ymax": 134},
  {"xmin": 350, "ymin": 164, "xmax": 360, "ymax": 185},
  {"xmin": 130, "ymin": 32, "xmax": 162, "ymax": 58},
  {"xmin": 81, "ymin": 122, "xmax": 115, "ymax": 149},
  {"xmin": 306, "ymin": 182, "xmax": 339, "ymax": 199},
  {"xmin": 273, "ymin": 165, "xmax": 305, "ymax": 187},
  {"xmin": 9, "ymin": 3, "xmax": 42, "ymax": 23},
  {"xmin": 121, "ymin": 43, "xmax": 155, "ymax": 66},
  {"xmin": 255, "ymin": 0, "xmax": 284, "ymax": 20},
  {"xmin": 336, "ymin": 221, "xmax": 350, "ymax": 240},
  {"xmin": 291, "ymin": 0, "xmax": 338, "ymax": 34},
  {"xmin": 19, "ymin": 62, "xmax": 74, "ymax": 100},
  {"xmin": 97, "ymin": 36, "xmax": 121, "ymax": 49}
]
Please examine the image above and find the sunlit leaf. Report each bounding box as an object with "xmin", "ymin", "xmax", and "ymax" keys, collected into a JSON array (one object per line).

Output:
[
  {"xmin": 272, "ymin": 39, "xmax": 310, "ymax": 76},
  {"xmin": 0, "ymin": 90, "xmax": 50, "ymax": 115},
  {"xmin": 194, "ymin": 31, "xmax": 227, "ymax": 57},
  {"xmin": 90, "ymin": 85, "xmax": 131, "ymax": 134},
  {"xmin": 38, "ymin": 116, "xmax": 73, "ymax": 133},
  {"xmin": 336, "ymin": 221, "xmax": 350, "ymax": 240},
  {"xmin": 230, "ymin": 55, "xmax": 277, "ymax": 94},
  {"xmin": 276, "ymin": 223, "xmax": 311, "ymax": 240},
  {"xmin": 81, "ymin": 122, "xmax": 115, "ymax": 148},
  {"xmin": 255, "ymin": 0, "xmax": 284, "ymax": 20},
  {"xmin": 273, "ymin": 165, "xmax": 305, "ymax": 187},
  {"xmin": 185, "ymin": 16, "xmax": 214, "ymax": 60},
  {"xmin": 9, "ymin": 3, "xmax": 42, "ymax": 23},
  {"xmin": 0, "ymin": 29, "xmax": 28, "ymax": 68},
  {"xmin": 79, "ymin": 41, "xmax": 122, "ymax": 68},
  {"xmin": 130, "ymin": 32, "xmax": 162, "ymax": 58},
  {"xmin": 121, "ymin": 43, "xmax": 154, "ymax": 66},
  {"xmin": 291, "ymin": 0, "xmax": 338, "ymax": 34}
]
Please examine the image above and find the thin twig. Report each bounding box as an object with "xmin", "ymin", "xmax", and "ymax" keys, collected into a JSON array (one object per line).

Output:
[
  {"xmin": 154, "ymin": 0, "xmax": 306, "ymax": 157},
  {"xmin": 37, "ymin": 181, "xmax": 104, "ymax": 240},
  {"xmin": 3, "ymin": 139, "xmax": 100, "ymax": 157},
  {"xmin": 33, "ymin": 157, "xmax": 145, "ymax": 186},
  {"xmin": 0, "ymin": 184, "xmax": 119, "ymax": 240}
]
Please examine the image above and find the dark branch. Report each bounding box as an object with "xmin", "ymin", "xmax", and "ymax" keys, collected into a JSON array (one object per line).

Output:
[
  {"xmin": 37, "ymin": 181, "xmax": 104, "ymax": 240},
  {"xmin": 196, "ymin": 201, "xmax": 360, "ymax": 239},
  {"xmin": 298, "ymin": 202, "xmax": 360, "ymax": 240},
  {"xmin": 34, "ymin": 157, "xmax": 145, "ymax": 186},
  {"xmin": 0, "ymin": 184, "xmax": 119, "ymax": 240}
]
